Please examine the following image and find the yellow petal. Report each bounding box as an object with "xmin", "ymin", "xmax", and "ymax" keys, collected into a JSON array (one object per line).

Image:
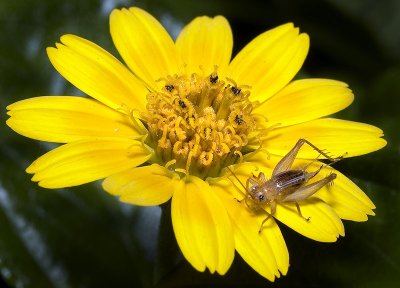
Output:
[
  {"xmin": 255, "ymin": 79, "xmax": 354, "ymax": 127},
  {"xmin": 102, "ymin": 164, "xmax": 176, "ymax": 206},
  {"xmin": 227, "ymin": 23, "xmax": 309, "ymax": 102},
  {"xmin": 260, "ymin": 118, "xmax": 387, "ymax": 157},
  {"xmin": 27, "ymin": 138, "xmax": 152, "ymax": 188},
  {"xmin": 6, "ymin": 96, "xmax": 145, "ymax": 143},
  {"xmin": 47, "ymin": 35, "xmax": 148, "ymax": 111},
  {"xmin": 110, "ymin": 7, "xmax": 179, "ymax": 91},
  {"xmin": 171, "ymin": 176, "xmax": 234, "ymax": 274},
  {"xmin": 211, "ymin": 180, "xmax": 288, "ymax": 281},
  {"xmin": 274, "ymin": 198, "xmax": 344, "ymax": 242},
  {"xmin": 176, "ymin": 16, "xmax": 232, "ymax": 75}
]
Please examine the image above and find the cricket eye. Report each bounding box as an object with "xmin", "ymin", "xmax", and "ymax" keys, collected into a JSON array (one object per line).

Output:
[{"xmin": 257, "ymin": 193, "xmax": 266, "ymax": 202}]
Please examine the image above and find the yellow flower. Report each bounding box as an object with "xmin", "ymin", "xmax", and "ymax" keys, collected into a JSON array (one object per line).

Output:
[{"xmin": 6, "ymin": 7, "xmax": 386, "ymax": 281}]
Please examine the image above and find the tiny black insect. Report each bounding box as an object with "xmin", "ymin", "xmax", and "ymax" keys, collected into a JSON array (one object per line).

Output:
[
  {"xmin": 178, "ymin": 100, "xmax": 187, "ymax": 109},
  {"xmin": 165, "ymin": 84, "xmax": 174, "ymax": 92},
  {"xmin": 210, "ymin": 74, "xmax": 219, "ymax": 84},
  {"xmin": 234, "ymin": 114, "xmax": 245, "ymax": 125},
  {"xmin": 231, "ymin": 86, "xmax": 241, "ymax": 95}
]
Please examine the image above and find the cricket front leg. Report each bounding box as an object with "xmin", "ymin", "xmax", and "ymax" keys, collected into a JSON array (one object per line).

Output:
[
  {"xmin": 282, "ymin": 173, "xmax": 337, "ymax": 203},
  {"xmin": 259, "ymin": 201, "xmax": 276, "ymax": 234}
]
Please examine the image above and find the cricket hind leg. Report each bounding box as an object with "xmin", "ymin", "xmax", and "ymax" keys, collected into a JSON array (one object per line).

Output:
[
  {"xmin": 304, "ymin": 149, "xmax": 346, "ymax": 182},
  {"xmin": 272, "ymin": 138, "xmax": 342, "ymax": 177},
  {"xmin": 299, "ymin": 139, "xmax": 341, "ymax": 162},
  {"xmin": 295, "ymin": 202, "xmax": 311, "ymax": 221},
  {"xmin": 282, "ymin": 173, "xmax": 337, "ymax": 203},
  {"xmin": 282, "ymin": 173, "xmax": 336, "ymax": 222}
]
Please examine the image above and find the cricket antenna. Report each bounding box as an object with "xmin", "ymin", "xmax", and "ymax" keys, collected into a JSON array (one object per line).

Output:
[{"xmin": 227, "ymin": 166, "xmax": 247, "ymax": 192}]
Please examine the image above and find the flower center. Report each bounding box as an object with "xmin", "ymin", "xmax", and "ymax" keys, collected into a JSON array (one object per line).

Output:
[{"xmin": 143, "ymin": 68, "xmax": 256, "ymax": 178}]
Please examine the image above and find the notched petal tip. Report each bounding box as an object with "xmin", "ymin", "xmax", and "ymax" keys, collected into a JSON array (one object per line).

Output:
[
  {"xmin": 299, "ymin": 31, "xmax": 310, "ymax": 44},
  {"xmin": 45, "ymin": 46, "xmax": 57, "ymax": 58},
  {"xmin": 279, "ymin": 22, "xmax": 295, "ymax": 29},
  {"xmin": 214, "ymin": 15, "xmax": 229, "ymax": 22},
  {"xmin": 128, "ymin": 6, "xmax": 147, "ymax": 14},
  {"xmin": 109, "ymin": 7, "xmax": 122, "ymax": 19},
  {"xmin": 59, "ymin": 33, "xmax": 78, "ymax": 43}
]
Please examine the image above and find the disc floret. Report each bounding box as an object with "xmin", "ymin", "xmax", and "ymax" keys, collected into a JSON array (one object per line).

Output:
[{"xmin": 144, "ymin": 69, "xmax": 256, "ymax": 178}]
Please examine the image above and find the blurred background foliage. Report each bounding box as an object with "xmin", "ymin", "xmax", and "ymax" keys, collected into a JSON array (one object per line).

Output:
[{"xmin": 0, "ymin": 0, "xmax": 399, "ymax": 287}]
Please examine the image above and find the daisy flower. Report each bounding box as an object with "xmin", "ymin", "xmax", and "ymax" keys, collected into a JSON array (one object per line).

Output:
[{"xmin": 6, "ymin": 7, "xmax": 386, "ymax": 281}]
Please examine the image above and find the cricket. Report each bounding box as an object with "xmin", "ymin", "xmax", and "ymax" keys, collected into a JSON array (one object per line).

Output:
[{"xmin": 229, "ymin": 138, "xmax": 345, "ymax": 233}]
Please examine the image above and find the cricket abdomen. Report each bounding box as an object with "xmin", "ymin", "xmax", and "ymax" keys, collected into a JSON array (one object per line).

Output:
[{"xmin": 272, "ymin": 170, "xmax": 306, "ymax": 192}]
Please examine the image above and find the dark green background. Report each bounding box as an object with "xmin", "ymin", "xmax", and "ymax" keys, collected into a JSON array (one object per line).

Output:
[{"xmin": 1, "ymin": 0, "xmax": 399, "ymax": 287}]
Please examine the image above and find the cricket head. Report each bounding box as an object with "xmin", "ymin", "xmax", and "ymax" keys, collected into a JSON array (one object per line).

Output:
[{"xmin": 249, "ymin": 182, "xmax": 275, "ymax": 204}]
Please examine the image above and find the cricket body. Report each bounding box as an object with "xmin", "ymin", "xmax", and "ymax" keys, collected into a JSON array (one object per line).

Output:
[{"xmin": 235, "ymin": 138, "xmax": 344, "ymax": 233}]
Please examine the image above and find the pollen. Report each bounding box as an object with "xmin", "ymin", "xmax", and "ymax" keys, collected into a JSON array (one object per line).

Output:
[{"xmin": 143, "ymin": 68, "xmax": 256, "ymax": 178}]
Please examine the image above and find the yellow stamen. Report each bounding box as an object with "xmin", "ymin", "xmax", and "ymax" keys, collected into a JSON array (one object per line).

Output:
[
  {"xmin": 143, "ymin": 69, "xmax": 256, "ymax": 178},
  {"xmin": 199, "ymin": 151, "xmax": 214, "ymax": 166}
]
